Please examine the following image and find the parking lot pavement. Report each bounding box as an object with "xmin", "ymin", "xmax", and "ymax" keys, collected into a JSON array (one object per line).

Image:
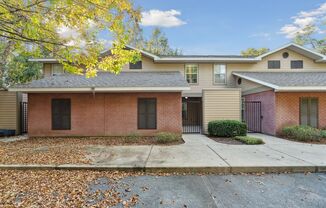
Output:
[{"xmin": 89, "ymin": 173, "xmax": 326, "ymax": 208}]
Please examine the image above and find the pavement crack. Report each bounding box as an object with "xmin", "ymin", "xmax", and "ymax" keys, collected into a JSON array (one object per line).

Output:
[
  {"xmin": 144, "ymin": 145, "xmax": 154, "ymax": 169},
  {"xmin": 201, "ymin": 175, "xmax": 219, "ymax": 208},
  {"xmin": 207, "ymin": 145, "xmax": 231, "ymax": 167}
]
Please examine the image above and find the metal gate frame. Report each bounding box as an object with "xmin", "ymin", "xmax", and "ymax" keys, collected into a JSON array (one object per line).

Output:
[
  {"xmin": 182, "ymin": 98, "xmax": 202, "ymax": 134},
  {"xmin": 20, "ymin": 102, "xmax": 28, "ymax": 134},
  {"xmin": 243, "ymin": 101, "xmax": 262, "ymax": 133}
]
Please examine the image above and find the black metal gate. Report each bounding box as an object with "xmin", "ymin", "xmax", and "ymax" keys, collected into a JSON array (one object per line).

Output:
[
  {"xmin": 20, "ymin": 102, "xmax": 28, "ymax": 134},
  {"xmin": 243, "ymin": 101, "xmax": 262, "ymax": 133},
  {"xmin": 182, "ymin": 98, "xmax": 202, "ymax": 133}
]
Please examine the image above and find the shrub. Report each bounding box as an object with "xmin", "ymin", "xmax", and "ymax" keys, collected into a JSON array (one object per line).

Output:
[
  {"xmin": 156, "ymin": 132, "xmax": 181, "ymax": 144},
  {"xmin": 281, "ymin": 125, "xmax": 321, "ymax": 142},
  {"xmin": 208, "ymin": 120, "xmax": 247, "ymax": 137},
  {"xmin": 234, "ymin": 136, "xmax": 264, "ymax": 145},
  {"xmin": 320, "ymin": 130, "xmax": 326, "ymax": 138},
  {"xmin": 124, "ymin": 132, "xmax": 140, "ymax": 143}
]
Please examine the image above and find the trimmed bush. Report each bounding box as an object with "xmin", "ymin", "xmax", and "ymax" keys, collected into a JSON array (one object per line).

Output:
[
  {"xmin": 320, "ymin": 130, "xmax": 326, "ymax": 138},
  {"xmin": 124, "ymin": 132, "xmax": 140, "ymax": 143},
  {"xmin": 234, "ymin": 136, "xmax": 264, "ymax": 145},
  {"xmin": 156, "ymin": 132, "xmax": 181, "ymax": 144},
  {"xmin": 208, "ymin": 120, "xmax": 247, "ymax": 137},
  {"xmin": 281, "ymin": 125, "xmax": 321, "ymax": 142}
]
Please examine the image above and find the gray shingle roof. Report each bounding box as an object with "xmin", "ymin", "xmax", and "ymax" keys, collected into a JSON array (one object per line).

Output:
[
  {"xmin": 13, "ymin": 71, "xmax": 189, "ymax": 89},
  {"xmin": 233, "ymin": 72, "xmax": 326, "ymax": 87}
]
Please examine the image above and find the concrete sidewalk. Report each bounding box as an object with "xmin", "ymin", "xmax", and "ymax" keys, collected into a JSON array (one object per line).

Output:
[
  {"xmin": 1, "ymin": 134, "xmax": 325, "ymax": 173},
  {"xmin": 82, "ymin": 134, "xmax": 326, "ymax": 173}
]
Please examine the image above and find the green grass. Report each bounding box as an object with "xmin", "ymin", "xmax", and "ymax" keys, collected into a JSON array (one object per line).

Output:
[{"xmin": 234, "ymin": 136, "xmax": 264, "ymax": 145}]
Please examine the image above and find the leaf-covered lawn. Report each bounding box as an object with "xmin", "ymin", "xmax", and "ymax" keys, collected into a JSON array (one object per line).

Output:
[
  {"xmin": 0, "ymin": 138, "xmax": 90, "ymax": 164},
  {"xmin": 0, "ymin": 170, "xmax": 141, "ymax": 207},
  {"xmin": 0, "ymin": 136, "xmax": 183, "ymax": 165}
]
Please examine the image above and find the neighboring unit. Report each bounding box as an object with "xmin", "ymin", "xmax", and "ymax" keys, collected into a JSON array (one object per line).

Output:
[
  {"xmin": 9, "ymin": 43, "xmax": 326, "ymax": 136},
  {"xmin": 0, "ymin": 89, "xmax": 26, "ymax": 136}
]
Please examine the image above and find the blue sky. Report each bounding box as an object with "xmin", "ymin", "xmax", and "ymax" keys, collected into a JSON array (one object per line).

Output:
[{"xmin": 132, "ymin": 0, "xmax": 326, "ymax": 55}]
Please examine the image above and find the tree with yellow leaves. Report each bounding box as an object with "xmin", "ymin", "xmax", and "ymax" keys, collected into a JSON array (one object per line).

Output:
[{"xmin": 0, "ymin": 0, "xmax": 141, "ymax": 83}]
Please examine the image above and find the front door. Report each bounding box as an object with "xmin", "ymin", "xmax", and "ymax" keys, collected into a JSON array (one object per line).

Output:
[{"xmin": 182, "ymin": 97, "xmax": 202, "ymax": 133}]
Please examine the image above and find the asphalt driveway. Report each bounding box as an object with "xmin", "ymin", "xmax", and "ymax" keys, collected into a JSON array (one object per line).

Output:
[{"xmin": 92, "ymin": 173, "xmax": 326, "ymax": 208}]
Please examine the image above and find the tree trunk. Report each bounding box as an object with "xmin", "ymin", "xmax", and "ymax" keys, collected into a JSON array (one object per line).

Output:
[{"xmin": 0, "ymin": 41, "xmax": 14, "ymax": 89}]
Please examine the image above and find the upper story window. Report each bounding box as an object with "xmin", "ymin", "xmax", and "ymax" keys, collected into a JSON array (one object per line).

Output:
[
  {"xmin": 213, "ymin": 64, "xmax": 226, "ymax": 84},
  {"xmin": 129, "ymin": 61, "xmax": 142, "ymax": 70},
  {"xmin": 52, "ymin": 64, "xmax": 64, "ymax": 76},
  {"xmin": 268, "ymin": 60, "xmax": 280, "ymax": 69},
  {"xmin": 291, "ymin": 60, "xmax": 303, "ymax": 69},
  {"xmin": 185, "ymin": 64, "xmax": 198, "ymax": 84}
]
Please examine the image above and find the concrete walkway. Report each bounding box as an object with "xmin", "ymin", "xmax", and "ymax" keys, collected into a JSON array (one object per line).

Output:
[
  {"xmin": 81, "ymin": 133, "xmax": 326, "ymax": 173},
  {"xmin": 1, "ymin": 134, "xmax": 326, "ymax": 173}
]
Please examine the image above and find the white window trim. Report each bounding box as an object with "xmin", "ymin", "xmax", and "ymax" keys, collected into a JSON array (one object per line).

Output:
[
  {"xmin": 185, "ymin": 64, "xmax": 199, "ymax": 84},
  {"xmin": 213, "ymin": 64, "xmax": 227, "ymax": 85},
  {"xmin": 51, "ymin": 64, "xmax": 64, "ymax": 76}
]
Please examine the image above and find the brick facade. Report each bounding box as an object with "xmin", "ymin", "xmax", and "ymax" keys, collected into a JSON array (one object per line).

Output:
[
  {"xmin": 275, "ymin": 92, "xmax": 326, "ymax": 133},
  {"xmin": 28, "ymin": 92, "xmax": 182, "ymax": 137},
  {"xmin": 244, "ymin": 91, "xmax": 326, "ymax": 135}
]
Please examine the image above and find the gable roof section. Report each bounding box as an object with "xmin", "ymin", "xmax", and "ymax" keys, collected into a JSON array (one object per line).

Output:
[
  {"xmin": 233, "ymin": 72, "xmax": 326, "ymax": 92},
  {"xmin": 257, "ymin": 43, "xmax": 326, "ymax": 61},
  {"xmin": 9, "ymin": 71, "xmax": 190, "ymax": 92},
  {"xmin": 29, "ymin": 43, "xmax": 326, "ymax": 63}
]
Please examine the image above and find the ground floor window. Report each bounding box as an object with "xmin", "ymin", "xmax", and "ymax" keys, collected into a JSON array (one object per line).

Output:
[
  {"xmin": 300, "ymin": 97, "xmax": 318, "ymax": 128},
  {"xmin": 52, "ymin": 99, "xmax": 71, "ymax": 130},
  {"xmin": 138, "ymin": 98, "xmax": 157, "ymax": 129}
]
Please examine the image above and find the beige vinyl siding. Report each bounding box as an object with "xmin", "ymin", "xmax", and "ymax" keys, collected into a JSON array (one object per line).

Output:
[
  {"xmin": 227, "ymin": 49, "xmax": 326, "ymax": 86},
  {"xmin": 0, "ymin": 91, "xmax": 18, "ymax": 130},
  {"xmin": 122, "ymin": 56, "xmax": 227, "ymax": 95},
  {"xmin": 42, "ymin": 48, "xmax": 326, "ymax": 96},
  {"xmin": 202, "ymin": 88, "xmax": 241, "ymax": 134},
  {"xmin": 236, "ymin": 78, "xmax": 272, "ymax": 95}
]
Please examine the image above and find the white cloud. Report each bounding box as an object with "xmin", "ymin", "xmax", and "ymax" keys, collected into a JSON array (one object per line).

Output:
[
  {"xmin": 141, "ymin": 9, "xmax": 186, "ymax": 27},
  {"xmin": 280, "ymin": 3, "xmax": 326, "ymax": 38},
  {"xmin": 56, "ymin": 26, "xmax": 80, "ymax": 39}
]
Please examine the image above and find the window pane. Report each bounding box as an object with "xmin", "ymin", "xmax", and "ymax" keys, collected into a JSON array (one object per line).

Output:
[
  {"xmin": 129, "ymin": 61, "xmax": 142, "ymax": 69},
  {"xmin": 52, "ymin": 99, "xmax": 71, "ymax": 130},
  {"xmin": 300, "ymin": 98, "xmax": 308, "ymax": 126},
  {"xmin": 214, "ymin": 64, "xmax": 226, "ymax": 84},
  {"xmin": 52, "ymin": 64, "xmax": 64, "ymax": 75},
  {"xmin": 268, "ymin": 61, "xmax": 280, "ymax": 69},
  {"xmin": 310, "ymin": 98, "xmax": 318, "ymax": 128},
  {"xmin": 138, "ymin": 98, "xmax": 157, "ymax": 129},
  {"xmin": 291, "ymin": 60, "xmax": 303, "ymax": 69},
  {"xmin": 215, "ymin": 74, "xmax": 225, "ymax": 84},
  {"xmin": 185, "ymin": 64, "xmax": 198, "ymax": 83}
]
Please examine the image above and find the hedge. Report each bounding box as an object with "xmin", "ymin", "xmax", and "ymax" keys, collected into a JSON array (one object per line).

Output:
[
  {"xmin": 156, "ymin": 132, "xmax": 182, "ymax": 144},
  {"xmin": 208, "ymin": 120, "xmax": 247, "ymax": 137},
  {"xmin": 281, "ymin": 125, "xmax": 321, "ymax": 142}
]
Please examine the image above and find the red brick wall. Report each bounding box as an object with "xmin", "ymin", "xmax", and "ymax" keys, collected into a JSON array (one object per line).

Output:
[
  {"xmin": 244, "ymin": 90, "xmax": 276, "ymax": 135},
  {"xmin": 28, "ymin": 92, "xmax": 182, "ymax": 137},
  {"xmin": 275, "ymin": 92, "xmax": 326, "ymax": 134}
]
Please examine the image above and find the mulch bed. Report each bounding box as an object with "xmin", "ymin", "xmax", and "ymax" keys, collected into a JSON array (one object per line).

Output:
[
  {"xmin": 0, "ymin": 170, "xmax": 141, "ymax": 207},
  {"xmin": 208, "ymin": 136, "xmax": 244, "ymax": 145},
  {"xmin": 0, "ymin": 137, "xmax": 184, "ymax": 165}
]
